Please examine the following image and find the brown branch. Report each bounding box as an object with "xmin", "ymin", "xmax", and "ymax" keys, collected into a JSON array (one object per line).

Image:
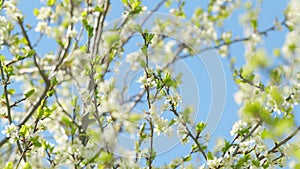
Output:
[
  {"xmin": 0, "ymin": 60, "xmax": 12, "ymax": 123},
  {"xmin": 16, "ymin": 17, "xmax": 50, "ymax": 86},
  {"xmin": 91, "ymin": 0, "xmax": 110, "ymax": 58},
  {"xmin": 180, "ymin": 19, "xmax": 286, "ymax": 59},
  {"xmin": 232, "ymin": 123, "xmax": 260, "ymax": 156}
]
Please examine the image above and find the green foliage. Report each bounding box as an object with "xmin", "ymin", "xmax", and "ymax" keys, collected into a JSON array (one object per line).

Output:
[
  {"xmin": 221, "ymin": 140, "xmax": 231, "ymax": 153},
  {"xmin": 19, "ymin": 125, "xmax": 29, "ymax": 137},
  {"xmin": 30, "ymin": 135, "xmax": 42, "ymax": 147},
  {"xmin": 50, "ymin": 77, "xmax": 58, "ymax": 86},
  {"xmin": 196, "ymin": 122, "xmax": 206, "ymax": 133},
  {"xmin": 22, "ymin": 163, "xmax": 32, "ymax": 169},
  {"xmin": 47, "ymin": 90, "xmax": 54, "ymax": 97},
  {"xmin": 47, "ymin": 0, "xmax": 56, "ymax": 6},
  {"xmin": 3, "ymin": 162, "xmax": 13, "ymax": 169},
  {"xmin": 0, "ymin": 0, "xmax": 299, "ymax": 168},
  {"xmin": 82, "ymin": 19, "xmax": 94, "ymax": 38},
  {"xmin": 97, "ymin": 152, "xmax": 113, "ymax": 165}
]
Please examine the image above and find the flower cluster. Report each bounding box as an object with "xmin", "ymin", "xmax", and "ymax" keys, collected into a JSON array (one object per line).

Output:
[
  {"xmin": 126, "ymin": 51, "xmax": 144, "ymax": 70},
  {"xmin": 3, "ymin": 0, "xmax": 23, "ymax": 20},
  {"xmin": 36, "ymin": 7, "xmax": 52, "ymax": 20},
  {"xmin": 230, "ymin": 120, "xmax": 249, "ymax": 136},
  {"xmin": 0, "ymin": 16, "xmax": 9, "ymax": 48},
  {"xmin": 136, "ymin": 68, "xmax": 157, "ymax": 89},
  {"xmin": 285, "ymin": 0, "xmax": 300, "ymax": 29},
  {"xmin": 1, "ymin": 123, "xmax": 19, "ymax": 143}
]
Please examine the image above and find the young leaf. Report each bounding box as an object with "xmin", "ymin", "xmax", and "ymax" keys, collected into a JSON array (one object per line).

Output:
[
  {"xmin": 25, "ymin": 89, "xmax": 35, "ymax": 98},
  {"xmin": 19, "ymin": 125, "xmax": 29, "ymax": 137},
  {"xmin": 23, "ymin": 162, "xmax": 32, "ymax": 169},
  {"xmin": 47, "ymin": 0, "xmax": 56, "ymax": 6},
  {"xmin": 37, "ymin": 105, "xmax": 44, "ymax": 119},
  {"xmin": 50, "ymin": 77, "xmax": 58, "ymax": 86},
  {"xmin": 196, "ymin": 122, "xmax": 206, "ymax": 133},
  {"xmin": 135, "ymin": 25, "xmax": 143, "ymax": 34},
  {"xmin": 47, "ymin": 90, "xmax": 54, "ymax": 97}
]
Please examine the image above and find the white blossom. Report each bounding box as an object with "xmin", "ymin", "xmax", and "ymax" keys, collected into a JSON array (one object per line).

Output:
[
  {"xmin": 230, "ymin": 120, "xmax": 248, "ymax": 136},
  {"xmin": 35, "ymin": 21, "xmax": 51, "ymax": 34},
  {"xmin": 165, "ymin": 40, "xmax": 177, "ymax": 53},
  {"xmin": 1, "ymin": 123, "xmax": 19, "ymax": 143},
  {"xmin": 219, "ymin": 45, "xmax": 228, "ymax": 58},
  {"xmin": 3, "ymin": 0, "xmax": 23, "ymax": 20},
  {"xmin": 136, "ymin": 72, "xmax": 156, "ymax": 89},
  {"xmin": 126, "ymin": 51, "xmax": 143, "ymax": 70},
  {"xmin": 207, "ymin": 157, "xmax": 222, "ymax": 168},
  {"xmin": 285, "ymin": 0, "xmax": 300, "ymax": 28},
  {"xmin": 37, "ymin": 7, "xmax": 52, "ymax": 20},
  {"xmin": 282, "ymin": 30, "xmax": 300, "ymax": 58},
  {"xmin": 66, "ymin": 28, "xmax": 78, "ymax": 38},
  {"xmin": 0, "ymin": 16, "xmax": 8, "ymax": 47},
  {"xmin": 2, "ymin": 123, "xmax": 18, "ymax": 138}
]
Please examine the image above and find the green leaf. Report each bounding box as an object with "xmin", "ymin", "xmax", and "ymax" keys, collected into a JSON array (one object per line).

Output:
[
  {"xmin": 95, "ymin": 6, "xmax": 103, "ymax": 12},
  {"xmin": 50, "ymin": 77, "xmax": 58, "ymax": 86},
  {"xmin": 135, "ymin": 25, "xmax": 143, "ymax": 34},
  {"xmin": 81, "ymin": 11, "xmax": 87, "ymax": 17},
  {"xmin": 106, "ymin": 33, "xmax": 119, "ymax": 48},
  {"xmin": 19, "ymin": 125, "xmax": 29, "ymax": 137},
  {"xmin": 32, "ymin": 140, "xmax": 42, "ymax": 147},
  {"xmin": 62, "ymin": 115, "xmax": 71, "ymax": 126},
  {"xmin": 128, "ymin": 114, "xmax": 141, "ymax": 122},
  {"xmin": 33, "ymin": 8, "xmax": 39, "ymax": 16},
  {"xmin": 16, "ymin": 55, "xmax": 25, "ymax": 60},
  {"xmin": 200, "ymin": 145, "xmax": 207, "ymax": 151},
  {"xmin": 164, "ymin": 78, "xmax": 176, "ymax": 87},
  {"xmin": 22, "ymin": 162, "xmax": 32, "ymax": 169},
  {"xmin": 37, "ymin": 105, "xmax": 44, "ymax": 118},
  {"xmin": 25, "ymin": 89, "xmax": 35, "ymax": 98},
  {"xmin": 168, "ymin": 119, "xmax": 176, "ymax": 126},
  {"xmin": 4, "ymin": 66, "xmax": 14, "ymax": 77},
  {"xmin": 139, "ymin": 59, "xmax": 146, "ymax": 68},
  {"xmin": 98, "ymin": 152, "xmax": 113, "ymax": 165},
  {"xmin": 147, "ymin": 33, "xmax": 155, "ymax": 44},
  {"xmin": 221, "ymin": 140, "xmax": 231, "ymax": 153},
  {"xmin": 25, "ymin": 50, "xmax": 35, "ymax": 57},
  {"xmin": 196, "ymin": 122, "xmax": 206, "ymax": 133},
  {"xmin": 82, "ymin": 19, "xmax": 94, "ymax": 38},
  {"xmin": 0, "ymin": 55, "xmax": 5, "ymax": 62},
  {"xmin": 251, "ymin": 19, "xmax": 258, "ymax": 29},
  {"xmin": 165, "ymin": 0, "xmax": 172, "ymax": 7},
  {"xmin": 207, "ymin": 151, "xmax": 213, "ymax": 160},
  {"xmin": 252, "ymin": 160, "xmax": 260, "ymax": 167},
  {"xmin": 7, "ymin": 89, "xmax": 16, "ymax": 95},
  {"xmin": 72, "ymin": 96, "xmax": 78, "ymax": 107},
  {"xmin": 47, "ymin": 0, "xmax": 56, "ymax": 6},
  {"xmin": 270, "ymin": 68, "xmax": 282, "ymax": 84},
  {"xmin": 44, "ymin": 107, "xmax": 53, "ymax": 118},
  {"xmin": 244, "ymin": 101, "xmax": 272, "ymax": 123},
  {"xmin": 47, "ymin": 90, "xmax": 54, "ymax": 97},
  {"xmin": 4, "ymin": 162, "xmax": 13, "ymax": 169},
  {"xmin": 270, "ymin": 87, "xmax": 283, "ymax": 105},
  {"xmin": 250, "ymin": 49, "xmax": 269, "ymax": 68},
  {"xmin": 183, "ymin": 155, "xmax": 192, "ymax": 162},
  {"xmin": 271, "ymin": 118, "xmax": 294, "ymax": 136},
  {"xmin": 261, "ymin": 128, "xmax": 272, "ymax": 139},
  {"xmin": 82, "ymin": 19, "xmax": 88, "ymax": 27},
  {"xmin": 273, "ymin": 48, "xmax": 281, "ymax": 57},
  {"xmin": 141, "ymin": 45, "xmax": 148, "ymax": 55},
  {"xmin": 31, "ymin": 136, "xmax": 42, "ymax": 147},
  {"xmin": 293, "ymin": 149, "xmax": 300, "ymax": 163},
  {"xmin": 236, "ymin": 158, "xmax": 245, "ymax": 168}
]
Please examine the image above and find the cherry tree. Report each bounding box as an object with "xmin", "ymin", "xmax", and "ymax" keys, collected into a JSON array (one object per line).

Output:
[{"xmin": 0, "ymin": 0, "xmax": 300, "ymax": 168}]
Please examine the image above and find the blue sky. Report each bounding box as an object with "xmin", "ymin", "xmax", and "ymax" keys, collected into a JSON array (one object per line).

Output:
[{"xmin": 1, "ymin": 0, "xmax": 291, "ymax": 167}]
